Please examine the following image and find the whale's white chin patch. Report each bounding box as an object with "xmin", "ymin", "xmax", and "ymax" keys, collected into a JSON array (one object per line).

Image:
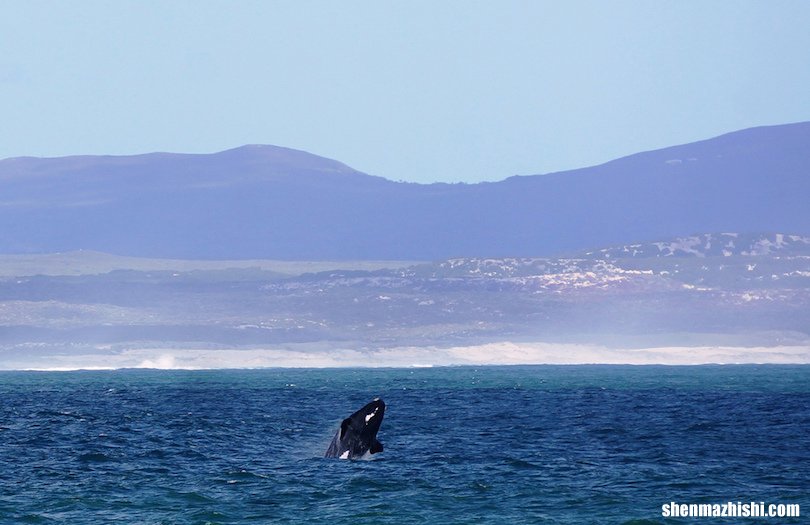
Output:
[
  {"xmin": 365, "ymin": 407, "xmax": 379, "ymax": 423},
  {"xmin": 339, "ymin": 450, "xmax": 349, "ymax": 460}
]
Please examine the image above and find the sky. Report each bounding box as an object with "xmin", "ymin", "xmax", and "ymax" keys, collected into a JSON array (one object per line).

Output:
[{"xmin": 1, "ymin": 1, "xmax": 809, "ymax": 184}]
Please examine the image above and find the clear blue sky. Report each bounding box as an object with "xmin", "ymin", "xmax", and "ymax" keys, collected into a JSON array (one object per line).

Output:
[{"xmin": 2, "ymin": 1, "xmax": 809, "ymax": 183}]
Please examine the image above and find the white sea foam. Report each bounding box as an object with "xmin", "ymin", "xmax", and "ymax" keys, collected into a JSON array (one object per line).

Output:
[
  {"xmin": 4, "ymin": 341, "xmax": 809, "ymax": 371},
  {"xmin": 136, "ymin": 354, "xmax": 177, "ymax": 370}
]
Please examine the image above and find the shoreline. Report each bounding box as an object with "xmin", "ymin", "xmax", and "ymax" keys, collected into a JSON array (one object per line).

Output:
[{"xmin": 2, "ymin": 342, "xmax": 809, "ymax": 371}]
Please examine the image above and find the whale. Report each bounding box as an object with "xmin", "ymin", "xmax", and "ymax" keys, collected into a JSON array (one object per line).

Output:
[{"xmin": 324, "ymin": 398, "xmax": 385, "ymax": 459}]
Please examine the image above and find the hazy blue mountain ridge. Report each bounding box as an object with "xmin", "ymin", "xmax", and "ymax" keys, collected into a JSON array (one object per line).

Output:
[{"xmin": 1, "ymin": 122, "xmax": 808, "ymax": 259}]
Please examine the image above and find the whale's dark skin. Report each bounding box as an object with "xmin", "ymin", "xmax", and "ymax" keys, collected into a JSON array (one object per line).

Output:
[{"xmin": 324, "ymin": 399, "xmax": 385, "ymax": 459}]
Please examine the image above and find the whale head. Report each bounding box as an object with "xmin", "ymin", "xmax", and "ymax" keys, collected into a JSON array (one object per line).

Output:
[{"xmin": 325, "ymin": 398, "xmax": 385, "ymax": 459}]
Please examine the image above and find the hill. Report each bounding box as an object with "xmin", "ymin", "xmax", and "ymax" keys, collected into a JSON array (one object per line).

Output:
[{"xmin": 1, "ymin": 122, "xmax": 809, "ymax": 259}]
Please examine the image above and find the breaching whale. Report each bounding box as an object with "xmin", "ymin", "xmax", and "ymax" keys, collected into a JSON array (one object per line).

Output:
[{"xmin": 324, "ymin": 398, "xmax": 385, "ymax": 459}]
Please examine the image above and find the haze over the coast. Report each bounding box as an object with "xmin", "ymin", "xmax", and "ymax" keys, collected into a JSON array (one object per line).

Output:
[{"xmin": 11, "ymin": 343, "xmax": 810, "ymax": 372}]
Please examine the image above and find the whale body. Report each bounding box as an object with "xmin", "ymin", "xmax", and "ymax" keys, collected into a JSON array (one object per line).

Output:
[{"xmin": 324, "ymin": 398, "xmax": 385, "ymax": 459}]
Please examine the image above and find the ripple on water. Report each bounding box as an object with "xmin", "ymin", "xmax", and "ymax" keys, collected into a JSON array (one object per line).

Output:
[{"xmin": 0, "ymin": 366, "xmax": 807, "ymax": 524}]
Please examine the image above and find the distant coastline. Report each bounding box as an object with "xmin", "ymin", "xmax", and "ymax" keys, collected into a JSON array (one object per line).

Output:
[{"xmin": 4, "ymin": 342, "xmax": 809, "ymax": 371}]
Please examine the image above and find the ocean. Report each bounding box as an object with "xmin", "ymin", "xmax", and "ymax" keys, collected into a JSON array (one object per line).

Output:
[{"xmin": 0, "ymin": 365, "xmax": 807, "ymax": 524}]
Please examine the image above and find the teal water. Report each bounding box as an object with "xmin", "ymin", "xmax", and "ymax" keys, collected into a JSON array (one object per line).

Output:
[{"xmin": 0, "ymin": 365, "xmax": 808, "ymax": 524}]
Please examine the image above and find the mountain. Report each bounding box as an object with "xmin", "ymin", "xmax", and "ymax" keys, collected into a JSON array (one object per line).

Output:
[{"xmin": 1, "ymin": 122, "xmax": 809, "ymax": 260}]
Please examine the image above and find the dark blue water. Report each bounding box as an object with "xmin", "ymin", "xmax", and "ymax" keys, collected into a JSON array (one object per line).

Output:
[{"xmin": 1, "ymin": 366, "xmax": 808, "ymax": 524}]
